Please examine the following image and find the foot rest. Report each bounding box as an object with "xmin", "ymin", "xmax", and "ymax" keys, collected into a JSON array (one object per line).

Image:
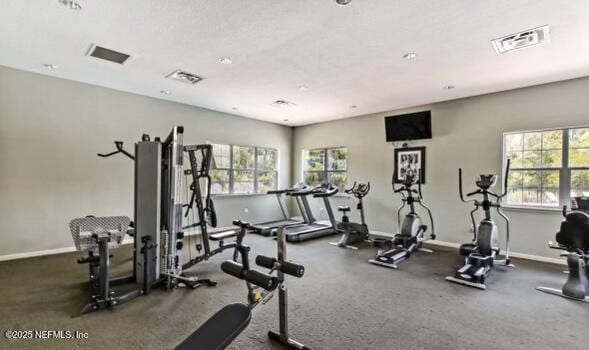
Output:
[
  {"xmin": 468, "ymin": 253, "xmax": 494, "ymax": 268},
  {"xmin": 176, "ymin": 303, "xmax": 251, "ymax": 350},
  {"xmin": 209, "ymin": 230, "xmax": 238, "ymax": 241},
  {"xmin": 459, "ymin": 243, "xmax": 475, "ymax": 257}
]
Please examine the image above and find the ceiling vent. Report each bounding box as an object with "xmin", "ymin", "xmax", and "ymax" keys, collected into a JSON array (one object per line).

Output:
[
  {"xmin": 272, "ymin": 99, "xmax": 296, "ymax": 108},
  {"xmin": 87, "ymin": 44, "xmax": 131, "ymax": 64},
  {"xmin": 166, "ymin": 70, "xmax": 204, "ymax": 85},
  {"xmin": 491, "ymin": 25, "xmax": 550, "ymax": 54}
]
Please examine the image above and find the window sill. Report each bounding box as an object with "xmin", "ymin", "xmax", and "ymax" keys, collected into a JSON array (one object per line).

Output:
[
  {"xmin": 211, "ymin": 193, "xmax": 268, "ymax": 199},
  {"xmin": 502, "ymin": 205, "xmax": 563, "ymax": 214}
]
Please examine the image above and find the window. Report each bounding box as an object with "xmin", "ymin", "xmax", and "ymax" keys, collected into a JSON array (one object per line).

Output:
[
  {"xmin": 503, "ymin": 127, "xmax": 589, "ymax": 208},
  {"xmin": 210, "ymin": 143, "xmax": 278, "ymax": 195},
  {"xmin": 303, "ymin": 147, "xmax": 348, "ymax": 189}
]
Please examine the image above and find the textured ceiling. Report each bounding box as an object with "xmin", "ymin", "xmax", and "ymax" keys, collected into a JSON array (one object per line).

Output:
[{"xmin": 0, "ymin": 0, "xmax": 588, "ymax": 126}]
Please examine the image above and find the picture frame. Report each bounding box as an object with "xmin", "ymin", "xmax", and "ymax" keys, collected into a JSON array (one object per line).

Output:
[{"xmin": 393, "ymin": 146, "xmax": 426, "ymax": 184}]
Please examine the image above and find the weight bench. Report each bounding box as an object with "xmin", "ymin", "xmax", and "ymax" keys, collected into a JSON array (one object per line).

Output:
[{"xmin": 176, "ymin": 303, "xmax": 251, "ymax": 350}]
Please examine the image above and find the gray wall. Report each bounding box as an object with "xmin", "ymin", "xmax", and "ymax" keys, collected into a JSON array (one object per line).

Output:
[
  {"xmin": 293, "ymin": 77, "xmax": 589, "ymax": 258},
  {"xmin": 0, "ymin": 66, "xmax": 293, "ymax": 256}
]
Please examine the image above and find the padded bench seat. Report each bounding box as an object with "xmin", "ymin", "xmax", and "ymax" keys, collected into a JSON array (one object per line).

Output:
[
  {"xmin": 209, "ymin": 230, "xmax": 238, "ymax": 241},
  {"xmin": 176, "ymin": 303, "xmax": 251, "ymax": 350}
]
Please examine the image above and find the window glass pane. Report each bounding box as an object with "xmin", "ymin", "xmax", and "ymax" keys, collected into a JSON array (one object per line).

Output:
[
  {"xmin": 570, "ymin": 128, "xmax": 589, "ymax": 148},
  {"xmin": 305, "ymin": 150, "xmax": 325, "ymax": 171},
  {"xmin": 257, "ymin": 148, "xmax": 277, "ymax": 171},
  {"xmin": 522, "ymin": 151, "xmax": 541, "ymax": 168},
  {"xmin": 541, "ymin": 171, "xmax": 560, "ymax": 207},
  {"xmin": 541, "ymin": 150, "xmax": 562, "ymax": 168},
  {"xmin": 572, "ymin": 170, "xmax": 589, "ymax": 197},
  {"xmin": 506, "ymin": 171, "xmax": 523, "ymax": 205},
  {"xmin": 257, "ymin": 171, "xmax": 277, "ymax": 193},
  {"xmin": 211, "ymin": 170, "xmax": 230, "ymax": 194},
  {"xmin": 542, "ymin": 130, "xmax": 562, "ymax": 149},
  {"xmin": 507, "ymin": 151, "xmax": 523, "ymax": 168},
  {"xmin": 327, "ymin": 148, "xmax": 348, "ymax": 171},
  {"xmin": 233, "ymin": 170, "xmax": 254, "ymax": 193},
  {"xmin": 233, "ymin": 146, "xmax": 255, "ymax": 169},
  {"xmin": 212, "ymin": 144, "xmax": 231, "ymax": 169},
  {"xmin": 522, "ymin": 171, "xmax": 541, "ymax": 205},
  {"xmin": 328, "ymin": 172, "xmax": 348, "ymax": 190},
  {"xmin": 523, "ymin": 132, "xmax": 542, "ymax": 150},
  {"xmin": 569, "ymin": 148, "xmax": 589, "ymax": 168},
  {"xmin": 304, "ymin": 171, "xmax": 324, "ymax": 187},
  {"xmin": 505, "ymin": 134, "xmax": 523, "ymax": 152}
]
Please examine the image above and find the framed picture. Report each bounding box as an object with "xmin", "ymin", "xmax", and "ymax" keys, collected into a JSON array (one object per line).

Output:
[{"xmin": 393, "ymin": 146, "xmax": 426, "ymax": 184}]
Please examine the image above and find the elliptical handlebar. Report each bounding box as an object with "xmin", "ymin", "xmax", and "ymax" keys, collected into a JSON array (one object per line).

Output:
[
  {"xmin": 458, "ymin": 168, "xmax": 476, "ymax": 204},
  {"xmin": 498, "ymin": 159, "xmax": 511, "ymax": 202},
  {"xmin": 98, "ymin": 141, "xmax": 135, "ymax": 160}
]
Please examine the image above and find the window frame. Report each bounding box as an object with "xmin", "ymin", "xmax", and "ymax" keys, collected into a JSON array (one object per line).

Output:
[
  {"xmin": 209, "ymin": 143, "xmax": 279, "ymax": 196},
  {"xmin": 302, "ymin": 146, "xmax": 348, "ymax": 187},
  {"xmin": 502, "ymin": 125, "xmax": 589, "ymax": 211}
]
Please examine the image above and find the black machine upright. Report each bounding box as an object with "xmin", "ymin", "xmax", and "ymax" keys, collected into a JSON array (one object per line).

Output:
[
  {"xmin": 446, "ymin": 160, "xmax": 513, "ymax": 290},
  {"xmin": 369, "ymin": 173, "xmax": 435, "ymax": 269},
  {"xmin": 537, "ymin": 196, "xmax": 589, "ymax": 302}
]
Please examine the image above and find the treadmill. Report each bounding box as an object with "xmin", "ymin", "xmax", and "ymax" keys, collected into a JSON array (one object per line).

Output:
[
  {"xmin": 284, "ymin": 183, "xmax": 340, "ymax": 242},
  {"xmin": 250, "ymin": 183, "xmax": 309, "ymax": 236}
]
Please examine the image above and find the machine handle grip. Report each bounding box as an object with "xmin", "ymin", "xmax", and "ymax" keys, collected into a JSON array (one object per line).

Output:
[
  {"xmin": 255, "ymin": 255, "xmax": 277, "ymax": 269},
  {"xmin": 466, "ymin": 190, "xmax": 480, "ymax": 197},
  {"xmin": 245, "ymin": 269, "xmax": 279, "ymax": 290},
  {"xmin": 221, "ymin": 260, "xmax": 245, "ymax": 279},
  {"xmin": 232, "ymin": 220, "xmax": 251, "ymax": 229},
  {"xmin": 281, "ymin": 261, "xmax": 305, "ymax": 278}
]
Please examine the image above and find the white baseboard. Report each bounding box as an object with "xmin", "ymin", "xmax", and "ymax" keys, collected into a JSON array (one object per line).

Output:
[
  {"xmin": 370, "ymin": 231, "xmax": 566, "ymax": 266},
  {"xmin": 0, "ymin": 226, "xmax": 237, "ymax": 262},
  {"xmin": 0, "ymin": 246, "xmax": 77, "ymax": 262}
]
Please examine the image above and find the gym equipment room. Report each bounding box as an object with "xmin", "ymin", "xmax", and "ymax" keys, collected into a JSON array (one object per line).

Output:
[{"xmin": 1, "ymin": 1, "xmax": 588, "ymax": 349}]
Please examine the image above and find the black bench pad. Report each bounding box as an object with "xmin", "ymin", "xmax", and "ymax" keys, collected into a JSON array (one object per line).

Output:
[{"xmin": 176, "ymin": 303, "xmax": 251, "ymax": 350}]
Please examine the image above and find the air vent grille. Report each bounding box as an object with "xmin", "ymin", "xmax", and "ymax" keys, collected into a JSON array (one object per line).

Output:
[
  {"xmin": 166, "ymin": 70, "xmax": 204, "ymax": 85},
  {"xmin": 491, "ymin": 25, "xmax": 550, "ymax": 54},
  {"xmin": 87, "ymin": 44, "xmax": 131, "ymax": 64}
]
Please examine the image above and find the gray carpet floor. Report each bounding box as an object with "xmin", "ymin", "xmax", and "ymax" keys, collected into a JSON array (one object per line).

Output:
[{"xmin": 0, "ymin": 234, "xmax": 587, "ymax": 350}]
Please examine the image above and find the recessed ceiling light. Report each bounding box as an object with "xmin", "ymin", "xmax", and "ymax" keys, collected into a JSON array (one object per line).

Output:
[
  {"xmin": 403, "ymin": 52, "xmax": 417, "ymax": 60},
  {"xmin": 160, "ymin": 90, "xmax": 170, "ymax": 94},
  {"xmin": 335, "ymin": 0, "xmax": 352, "ymax": 5},
  {"xmin": 58, "ymin": 0, "xmax": 82, "ymax": 10},
  {"xmin": 298, "ymin": 86, "xmax": 309, "ymax": 92},
  {"xmin": 444, "ymin": 85, "xmax": 455, "ymax": 90},
  {"xmin": 283, "ymin": 119, "xmax": 289, "ymax": 122},
  {"xmin": 43, "ymin": 64, "xmax": 58, "ymax": 70},
  {"xmin": 219, "ymin": 57, "xmax": 233, "ymax": 65},
  {"xmin": 350, "ymin": 105, "xmax": 357, "ymax": 109}
]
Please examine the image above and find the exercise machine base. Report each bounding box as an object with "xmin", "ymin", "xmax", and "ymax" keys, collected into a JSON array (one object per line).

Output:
[
  {"xmin": 268, "ymin": 331, "xmax": 312, "ymax": 350},
  {"xmin": 536, "ymin": 286, "xmax": 589, "ymax": 303}
]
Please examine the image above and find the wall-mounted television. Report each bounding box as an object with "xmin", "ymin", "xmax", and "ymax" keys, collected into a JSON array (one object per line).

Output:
[{"xmin": 384, "ymin": 111, "xmax": 432, "ymax": 142}]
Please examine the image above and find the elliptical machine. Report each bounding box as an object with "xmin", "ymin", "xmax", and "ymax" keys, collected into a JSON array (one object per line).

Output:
[
  {"xmin": 369, "ymin": 172, "xmax": 435, "ymax": 269},
  {"xmin": 537, "ymin": 197, "xmax": 589, "ymax": 302},
  {"xmin": 446, "ymin": 160, "xmax": 512, "ymax": 290},
  {"xmin": 329, "ymin": 182, "xmax": 371, "ymax": 250}
]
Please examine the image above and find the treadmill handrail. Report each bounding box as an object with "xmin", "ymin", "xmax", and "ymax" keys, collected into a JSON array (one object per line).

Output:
[{"xmin": 313, "ymin": 186, "xmax": 339, "ymax": 197}]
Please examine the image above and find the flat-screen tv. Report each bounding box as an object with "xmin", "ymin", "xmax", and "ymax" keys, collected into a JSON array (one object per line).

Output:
[{"xmin": 385, "ymin": 111, "xmax": 432, "ymax": 142}]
